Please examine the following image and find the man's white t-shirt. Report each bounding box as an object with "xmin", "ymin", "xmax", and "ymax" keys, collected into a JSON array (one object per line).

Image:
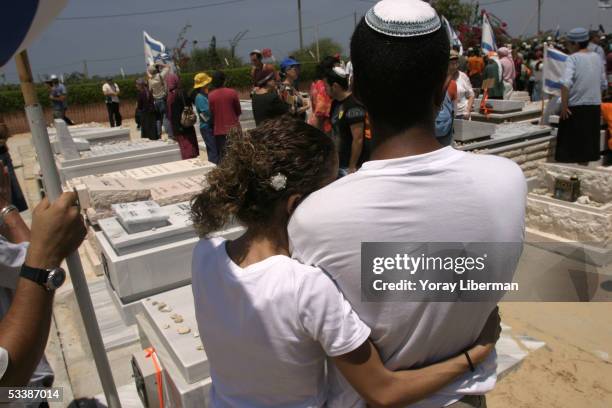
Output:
[
  {"xmin": 191, "ymin": 238, "xmax": 371, "ymax": 408},
  {"xmin": 288, "ymin": 146, "xmax": 526, "ymax": 408},
  {"xmin": 102, "ymin": 83, "xmax": 120, "ymax": 103}
]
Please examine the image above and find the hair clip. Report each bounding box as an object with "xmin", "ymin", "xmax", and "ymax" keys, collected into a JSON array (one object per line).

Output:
[{"xmin": 269, "ymin": 173, "xmax": 287, "ymax": 191}]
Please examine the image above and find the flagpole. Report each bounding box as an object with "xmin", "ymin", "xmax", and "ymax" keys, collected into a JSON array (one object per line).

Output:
[{"xmin": 14, "ymin": 50, "xmax": 122, "ymax": 408}]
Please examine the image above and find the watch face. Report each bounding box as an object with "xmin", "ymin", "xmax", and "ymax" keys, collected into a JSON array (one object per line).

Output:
[{"xmin": 46, "ymin": 268, "xmax": 66, "ymax": 290}]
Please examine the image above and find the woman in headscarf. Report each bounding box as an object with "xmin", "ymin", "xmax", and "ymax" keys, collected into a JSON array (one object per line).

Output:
[
  {"xmin": 166, "ymin": 73, "xmax": 199, "ymax": 160},
  {"xmin": 135, "ymin": 78, "xmax": 159, "ymax": 140},
  {"xmin": 497, "ymin": 47, "xmax": 515, "ymax": 99}
]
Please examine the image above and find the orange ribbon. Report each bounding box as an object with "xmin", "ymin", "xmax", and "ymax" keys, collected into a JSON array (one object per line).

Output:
[{"xmin": 144, "ymin": 347, "xmax": 164, "ymax": 408}]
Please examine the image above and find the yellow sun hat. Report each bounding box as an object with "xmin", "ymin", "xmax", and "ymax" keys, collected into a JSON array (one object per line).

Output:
[{"xmin": 193, "ymin": 72, "xmax": 212, "ymax": 89}]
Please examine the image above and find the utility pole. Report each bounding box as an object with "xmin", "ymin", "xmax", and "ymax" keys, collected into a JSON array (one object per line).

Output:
[
  {"xmin": 537, "ymin": 0, "xmax": 542, "ymax": 35},
  {"xmin": 298, "ymin": 0, "xmax": 304, "ymax": 49},
  {"xmin": 354, "ymin": 10, "xmax": 358, "ymax": 27},
  {"xmin": 82, "ymin": 59, "xmax": 88, "ymax": 79},
  {"xmin": 15, "ymin": 49, "xmax": 122, "ymax": 408},
  {"xmin": 315, "ymin": 24, "xmax": 320, "ymax": 62}
]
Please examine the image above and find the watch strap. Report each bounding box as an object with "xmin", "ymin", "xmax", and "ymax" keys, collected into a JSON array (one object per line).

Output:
[{"xmin": 20, "ymin": 264, "xmax": 50, "ymax": 286}]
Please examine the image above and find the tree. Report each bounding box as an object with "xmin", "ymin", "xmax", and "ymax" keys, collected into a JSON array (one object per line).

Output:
[
  {"xmin": 289, "ymin": 38, "xmax": 343, "ymax": 63},
  {"xmin": 186, "ymin": 44, "xmax": 243, "ymax": 71},
  {"xmin": 431, "ymin": 0, "xmax": 474, "ymax": 29}
]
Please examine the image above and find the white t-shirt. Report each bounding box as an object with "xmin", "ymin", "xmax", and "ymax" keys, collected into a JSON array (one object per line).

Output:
[
  {"xmin": 454, "ymin": 72, "xmax": 475, "ymax": 117},
  {"xmin": 102, "ymin": 83, "xmax": 120, "ymax": 103},
  {"xmin": 191, "ymin": 238, "xmax": 371, "ymax": 408},
  {"xmin": 288, "ymin": 146, "xmax": 526, "ymax": 408}
]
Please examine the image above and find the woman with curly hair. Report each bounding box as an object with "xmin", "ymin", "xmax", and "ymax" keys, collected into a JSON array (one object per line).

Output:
[{"xmin": 190, "ymin": 116, "xmax": 500, "ymax": 407}]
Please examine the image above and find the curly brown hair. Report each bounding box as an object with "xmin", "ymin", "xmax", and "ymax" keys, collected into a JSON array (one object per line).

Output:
[{"xmin": 190, "ymin": 116, "xmax": 336, "ymax": 237}]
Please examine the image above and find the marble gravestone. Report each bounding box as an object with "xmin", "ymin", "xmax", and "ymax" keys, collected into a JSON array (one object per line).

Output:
[
  {"xmin": 54, "ymin": 119, "xmax": 80, "ymax": 160},
  {"xmin": 112, "ymin": 201, "xmax": 170, "ymax": 234}
]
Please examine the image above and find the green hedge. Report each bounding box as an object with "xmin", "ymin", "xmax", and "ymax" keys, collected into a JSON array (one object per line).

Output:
[{"xmin": 0, "ymin": 63, "xmax": 318, "ymax": 113}]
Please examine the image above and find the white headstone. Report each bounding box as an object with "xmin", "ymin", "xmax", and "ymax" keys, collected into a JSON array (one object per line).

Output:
[
  {"xmin": 112, "ymin": 201, "xmax": 170, "ymax": 234},
  {"xmin": 54, "ymin": 119, "xmax": 80, "ymax": 159}
]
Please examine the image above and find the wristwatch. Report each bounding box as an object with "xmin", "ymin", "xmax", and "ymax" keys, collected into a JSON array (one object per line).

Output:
[
  {"xmin": 0, "ymin": 204, "xmax": 17, "ymax": 227},
  {"xmin": 20, "ymin": 265, "xmax": 66, "ymax": 291}
]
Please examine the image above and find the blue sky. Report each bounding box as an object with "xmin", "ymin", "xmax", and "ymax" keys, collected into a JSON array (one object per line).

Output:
[{"xmin": 2, "ymin": 0, "xmax": 611, "ymax": 83}]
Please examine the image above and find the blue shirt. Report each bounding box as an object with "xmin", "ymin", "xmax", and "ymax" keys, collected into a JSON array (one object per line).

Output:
[
  {"xmin": 435, "ymin": 92, "xmax": 454, "ymax": 144},
  {"xmin": 560, "ymin": 51, "xmax": 607, "ymax": 106},
  {"xmin": 50, "ymin": 83, "xmax": 67, "ymax": 110},
  {"xmin": 194, "ymin": 93, "xmax": 211, "ymax": 130}
]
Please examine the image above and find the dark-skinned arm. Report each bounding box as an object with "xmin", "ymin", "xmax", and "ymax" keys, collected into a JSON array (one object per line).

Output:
[{"xmin": 348, "ymin": 122, "xmax": 364, "ymax": 173}]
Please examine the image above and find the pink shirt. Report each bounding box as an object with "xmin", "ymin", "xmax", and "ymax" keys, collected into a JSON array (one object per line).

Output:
[
  {"xmin": 500, "ymin": 56, "xmax": 515, "ymax": 83},
  {"xmin": 209, "ymin": 87, "xmax": 242, "ymax": 136}
]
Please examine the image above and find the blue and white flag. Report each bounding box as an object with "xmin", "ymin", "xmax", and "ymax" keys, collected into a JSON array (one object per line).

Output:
[
  {"xmin": 481, "ymin": 13, "xmax": 497, "ymax": 53},
  {"xmin": 441, "ymin": 16, "xmax": 464, "ymax": 55},
  {"xmin": 543, "ymin": 46, "xmax": 568, "ymax": 96},
  {"xmin": 0, "ymin": 0, "xmax": 68, "ymax": 67},
  {"xmin": 144, "ymin": 31, "xmax": 167, "ymax": 66}
]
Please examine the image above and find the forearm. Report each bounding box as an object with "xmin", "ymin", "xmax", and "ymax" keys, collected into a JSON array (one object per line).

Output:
[
  {"xmin": 0, "ymin": 211, "xmax": 30, "ymax": 243},
  {"xmin": 466, "ymin": 96, "xmax": 475, "ymax": 115},
  {"xmin": 334, "ymin": 340, "xmax": 490, "ymax": 408},
  {"xmin": 349, "ymin": 138, "xmax": 363, "ymax": 170},
  {"xmin": 0, "ymin": 277, "xmax": 53, "ymax": 386},
  {"xmin": 561, "ymin": 87, "xmax": 569, "ymax": 108},
  {"xmin": 379, "ymin": 353, "xmax": 474, "ymax": 407}
]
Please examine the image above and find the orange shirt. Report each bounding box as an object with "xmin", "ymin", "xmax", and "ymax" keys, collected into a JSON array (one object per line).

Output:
[
  {"xmin": 467, "ymin": 56, "xmax": 485, "ymax": 77},
  {"xmin": 602, "ymin": 103, "xmax": 612, "ymax": 149}
]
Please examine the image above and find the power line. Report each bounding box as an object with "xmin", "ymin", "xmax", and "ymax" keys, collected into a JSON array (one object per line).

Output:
[
  {"xmin": 219, "ymin": 13, "xmax": 354, "ymax": 42},
  {"xmin": 57, "ymin": 0, "xmax": 246, "ymax": 21},
  {"xmin": 479, "ymin": 0, "xmax": 515, "ymax": 5}
]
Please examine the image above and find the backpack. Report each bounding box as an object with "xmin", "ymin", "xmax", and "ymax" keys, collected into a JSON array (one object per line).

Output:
[{"xmin": 180, "ymin": 91, "xmax": 197, "ymax": 127}]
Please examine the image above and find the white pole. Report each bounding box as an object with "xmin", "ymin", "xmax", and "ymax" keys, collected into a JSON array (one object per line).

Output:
[{"xmin": 15, "ymin": 50, "xmax": 122, "ymax": 408}]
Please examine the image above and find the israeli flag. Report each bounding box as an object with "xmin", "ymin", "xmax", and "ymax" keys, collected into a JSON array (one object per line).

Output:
[
  {"xmin": 0, "ymin": 0, "xmax": 68, "ymax": 67},
  {"xmin": 144, "ymin": 31, "xmax": 167, "ymax": 66},
  {"xmin": 543, "ymin": 46, "xmax": 568, "ymax": 96},
  {"xmin": 442, "ymin": 16, "xmax": 464, "ymax": 55},
  {"xmin": 481, "ymin": 13, "xmax": 497, "ymax": 53}
]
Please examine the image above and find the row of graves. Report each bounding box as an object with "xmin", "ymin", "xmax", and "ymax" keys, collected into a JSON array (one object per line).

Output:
[
  {"xmin": 458, "ymin": 95, "xmax": 611, "ymax": 266},
  {"xmin": 48, "ymin": 96, "xmax": 612, "ymax": 406}
]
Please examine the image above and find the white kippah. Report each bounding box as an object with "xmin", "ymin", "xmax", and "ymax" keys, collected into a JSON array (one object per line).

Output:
[
  {"xmin": 365, "ymin": 0, "xmax": 441, "ymax": 38},
  {"xmin": 332, "ymin": 66, "xmax": 348, "ymax": 78}
]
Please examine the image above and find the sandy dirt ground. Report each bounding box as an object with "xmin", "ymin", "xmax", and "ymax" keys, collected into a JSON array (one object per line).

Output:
[{"xmin": 489, "ymin": 302, "xmax": 612, "ymax": 407}]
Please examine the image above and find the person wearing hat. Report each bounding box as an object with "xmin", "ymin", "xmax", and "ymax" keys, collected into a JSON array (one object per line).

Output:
[
  {"xmin": 192, "ymin": 73, "xmax": 216, "ymax": 163},
  {"xmin": 45, "ymin": 75, "xmax": 73, "ymax": 125},
  {"xmin": 324, "ymin": 65, "xmax": 369, "ymax": 176},
  {"xmin": 557, "ymin": 27, "xmax": 608, "ymax": 164},
  {"xmin": 588, "ymin": 30, "xmax": 607, "ymax": 71},
  {"xmin": 482, "ymin": 52, "xmax": 504, "ymax": 100},
  {"xmin": 251, "ymin": 69, "xmax": 288, "ymax": 127},
  {"xmin": 208, "ymin": 71, "xmax": 241, "ymax": 163},
  {"xmin": 497, "ymin": 47, "xmax": 515, "ymax": 99},
  {"xmin": 147, "ymin": 62, "xmax": 173, "ymax": 139},
  {"xmin": 448, "ymin": 50, "xmax": 475, "ymax": 120},
  {"xmin": 289, "ymin": 0, "xmax": 522, "ymax": 406},
  {"xmin": 102, "ymin": 77, "xmax": 121, "ymax": 127},
  {"xmin": 279, "ymin": 57, "xmax": 309, "ymax": 121}
]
